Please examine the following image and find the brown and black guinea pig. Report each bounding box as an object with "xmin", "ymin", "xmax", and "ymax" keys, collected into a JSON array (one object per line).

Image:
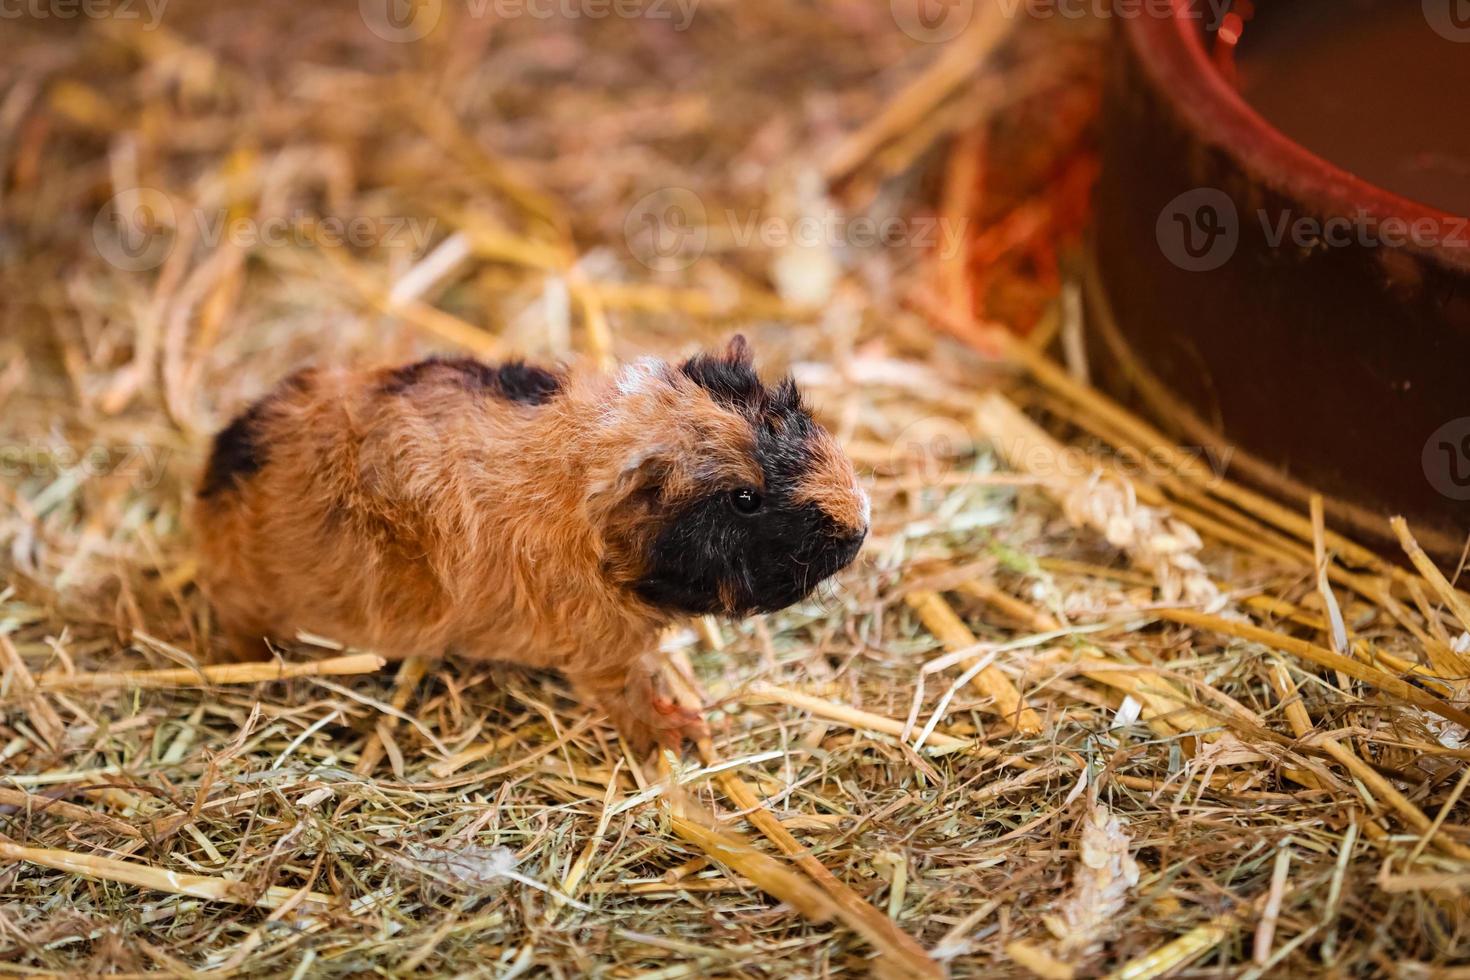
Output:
[{"xmin": 191, "ymin": 336, "xmax": 869, "ymax": 751}]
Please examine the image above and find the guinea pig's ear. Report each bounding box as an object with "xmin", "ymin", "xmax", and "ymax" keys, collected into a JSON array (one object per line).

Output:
[
  {"xmin": 771, "ymin": 375, "xmax": 803, "ymax": 412},
  {"xmin": 586, "ymin": 446, "xmax": 670, "ymax": 520},
  {"xmin": 677, "ymin": 335, "xmax": 752, "ymax": 375},
  {"xmin": 677, "ymin": 334, "xmax": 755, "ymax": 392},
  {"xmin": 586, "ymin": 446, "xmax": 672, "ymax": 579},
  {"xmin": 722, "ymin": 333, "xmax": 753, "ymax": 366}
]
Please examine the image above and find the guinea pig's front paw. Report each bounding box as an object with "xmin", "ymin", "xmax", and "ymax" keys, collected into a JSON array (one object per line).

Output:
[
  {"xmin": 608, "ymin": 692, "xmax": 707, "ymax": 756},
  {"xmin": 573, "ymin": 667, "xmax": 707, "ymax": 756},
  {"xmin": 649, "ymin": 694, "xmax": 710, "ymax": 751}
]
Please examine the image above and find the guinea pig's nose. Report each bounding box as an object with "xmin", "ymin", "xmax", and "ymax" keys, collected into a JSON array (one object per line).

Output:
[{"xmin": 834, "ymin": 525, "xmax": 866, "ymax": 566}]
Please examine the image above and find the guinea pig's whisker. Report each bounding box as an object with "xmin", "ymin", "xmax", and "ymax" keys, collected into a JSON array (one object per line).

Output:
[{"xmin": 816, "ymin": 580, "xmax": 845, "ymax": 612}]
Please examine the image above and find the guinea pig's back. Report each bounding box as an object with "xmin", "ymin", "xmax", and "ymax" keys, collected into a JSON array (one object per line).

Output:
[
  {"xmin": 191, "ymin": 365, "xmax": 383, "ymax": 650},
  {"xmin": 192, "ymin": 356, "xmax": 569, "ymax": 657}
]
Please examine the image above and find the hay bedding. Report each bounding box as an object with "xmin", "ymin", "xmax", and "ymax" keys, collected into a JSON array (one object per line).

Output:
[{"xmin": 2, "ymin": 3, "xmax": 1468, "ymax": 976}]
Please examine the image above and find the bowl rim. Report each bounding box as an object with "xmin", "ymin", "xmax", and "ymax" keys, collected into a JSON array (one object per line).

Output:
[{"xmin": 1129, "ymin": 0, "xmax": 1470, "ymax": 267}]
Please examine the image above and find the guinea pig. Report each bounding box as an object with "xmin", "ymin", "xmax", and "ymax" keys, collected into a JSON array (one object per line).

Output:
[{"xmin": 191, "ymin": 336, "xmax": 869, "ymax": 751}]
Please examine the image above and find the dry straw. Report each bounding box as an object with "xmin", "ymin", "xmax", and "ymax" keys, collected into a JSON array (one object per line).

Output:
[{"xmin": 3, "ymin": 4, "xmax": 1469, "ymax": 976}]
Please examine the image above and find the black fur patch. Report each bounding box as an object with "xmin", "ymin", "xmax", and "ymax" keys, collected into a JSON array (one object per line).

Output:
[
  {"xmin": 493, "ymin": 361, "xmax": 564, "ymax": 404},
  {"xmin": 634, "ymin": 379, "xmax": 863, "ymax": 616},
  {"xmin": 635, "ymin": 496, "xmax": 860, "ymax": 615},
  {"xmin": 380, "ymin": 356, "xmax": 562, "ymax": 405},
  {"xmin": 679, "ymin": 351, "xmax": 765, "ymax": 411},
  {"xmin": 680, "ymin": 353, "xmax": 806, "ymax": 431},
  {"xmin": 199, "ymin": 401, "xmax": 271, "ymax": 498},
  {"xmin": 198, "ymin": 369, "xmax": 315, "ymax": 498}
]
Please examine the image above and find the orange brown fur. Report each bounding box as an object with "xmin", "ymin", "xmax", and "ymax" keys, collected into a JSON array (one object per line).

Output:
[
  {"xmin": 192, "ymin": 341, "xmax": 866, "ymax": 751},
  {"xmin": 793, "ymin": 437, "xmax": 870, "ymax": 532}
]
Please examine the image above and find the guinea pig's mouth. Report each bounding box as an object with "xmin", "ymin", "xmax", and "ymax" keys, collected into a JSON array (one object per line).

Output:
[
  {"xmin": 636, "ymin": 520, "xmax": 867, "ymax": 618},
  {"xmin": 736, "ymin": 526, "xmax": 866, "ymax": 615}
]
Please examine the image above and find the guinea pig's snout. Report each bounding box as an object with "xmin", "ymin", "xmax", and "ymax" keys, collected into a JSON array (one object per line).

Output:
[
  {"xmin": 822, "ymin": 521, "xmax": 866, "ymax": 576},
  {"xmin": 835, "ymin": 484, "xmax": 870, "ymax": 566},
  {"xmin": 837, "ymin": 524, "xmax": 866, "ymax": 564}
]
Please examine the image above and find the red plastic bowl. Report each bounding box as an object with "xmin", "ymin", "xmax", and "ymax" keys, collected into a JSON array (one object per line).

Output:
[{"xmin": 1088, "ymin": 0, "xmax": 1470, "ymax": 561}]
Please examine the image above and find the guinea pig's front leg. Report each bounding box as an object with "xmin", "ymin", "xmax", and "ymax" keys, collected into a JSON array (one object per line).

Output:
[{"xmin": 567, "ymin": 657, "xmax": 707, "ymax": 754}]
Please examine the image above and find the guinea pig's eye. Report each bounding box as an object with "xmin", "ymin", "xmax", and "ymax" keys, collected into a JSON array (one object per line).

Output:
[{"xmin": 728, "ymin": 487, "xmax": 763, "ymax": 515}]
